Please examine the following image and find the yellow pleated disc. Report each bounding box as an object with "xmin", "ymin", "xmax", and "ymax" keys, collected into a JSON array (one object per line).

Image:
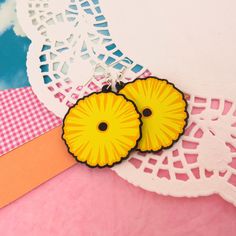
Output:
[
  {"xmin": 63, "ymin": 92, "xmax": 141, "ymax": 167},
  {"xmin": 119, "ymin": 77, "xmax": 188, "ymax": 152}
]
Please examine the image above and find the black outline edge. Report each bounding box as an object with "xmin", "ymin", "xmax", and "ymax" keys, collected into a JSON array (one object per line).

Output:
[
  {"xmin": 62, "ymin": 91, "xmax": 143, "ymax": 168},
  {"xmin": 118, "ymin": 76, "xmax": 189, "ymax": 153}
]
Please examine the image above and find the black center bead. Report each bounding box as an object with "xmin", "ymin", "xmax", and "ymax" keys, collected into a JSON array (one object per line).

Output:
[
  {"xmin": 98, "ymin": 122, "xmax": 108, "ymax": 131},
  {"xmin": 142, "ymin": 108, "xmax": 152, "ymax": 117}
]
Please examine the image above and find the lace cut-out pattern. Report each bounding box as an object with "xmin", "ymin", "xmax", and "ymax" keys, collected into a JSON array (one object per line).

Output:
[{"xmin": 17, "ymin": 0, "xmax": 145, "ymax": 117}]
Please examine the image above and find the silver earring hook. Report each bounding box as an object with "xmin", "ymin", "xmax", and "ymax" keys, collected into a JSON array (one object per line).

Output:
[
  {"xmin": 108, "ymin": 59, "xmax": 131, "ymax": 82},
  {"xmin": 83, "ymin": 59, "xmax": 131, "ymax": 89},
  {"xmin": 82, "ymin": 63, "xmax": 103, "ymax": 88},
  {"xmin": 92, "ymin": 62, "xmax": 114, "ymax": 87},
  {"xmin": 116, "ymin": 67, "xmax": 127, "ymax": 83}
]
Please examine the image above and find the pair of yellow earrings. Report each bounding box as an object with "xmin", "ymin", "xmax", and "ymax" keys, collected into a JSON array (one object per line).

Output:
[{"xmin": 62, "ymin": 76, "xmax": 188, "ymax": 167}]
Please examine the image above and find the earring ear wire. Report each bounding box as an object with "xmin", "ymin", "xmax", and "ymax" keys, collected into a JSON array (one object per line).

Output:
[
  {"xmin": 115, "ymin": 67, "xmax": 127, "ymax": 91},
  {"xmin": 82, "ymin": 63, "xmax": 103, "ymax": 88},
  {"xmin": 82, "ymin": 60, "xmax": 130, "ymax": 92}
]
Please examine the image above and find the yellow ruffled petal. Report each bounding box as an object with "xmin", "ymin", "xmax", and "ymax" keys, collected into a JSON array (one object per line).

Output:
[
  {"xmin": 119, "ymin": 77, "xmax": 188, "ymax": 152},
  {"xmin": 63, "ymin": 92, "xmax": 141, "ymax": 167}
]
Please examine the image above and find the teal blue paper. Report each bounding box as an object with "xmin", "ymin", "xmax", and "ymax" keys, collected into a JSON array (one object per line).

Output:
[{"xmin": 0, "ymin": 0, "xmax": 30, "ymax": 90}]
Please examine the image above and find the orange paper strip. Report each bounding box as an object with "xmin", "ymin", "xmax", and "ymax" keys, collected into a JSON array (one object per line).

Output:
[{"xmin": 0, "ymin": 126, "xmax": 76, "ymax": 208}]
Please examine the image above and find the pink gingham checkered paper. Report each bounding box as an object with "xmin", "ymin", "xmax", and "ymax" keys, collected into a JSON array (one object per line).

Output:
[{"xmin": 0, "ymin": 87, "xmax": 61, "ymax": 156}]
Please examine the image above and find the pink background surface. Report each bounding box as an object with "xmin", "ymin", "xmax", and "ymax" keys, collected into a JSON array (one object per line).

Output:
[{"xmin": 0, "ymin": 165, "xmax": 236, "ymax": 236}]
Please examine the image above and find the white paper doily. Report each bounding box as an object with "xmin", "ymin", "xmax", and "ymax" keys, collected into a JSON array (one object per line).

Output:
[{"xmin": 17, "ymin": 0, "xmax": 236, "ymax": 206}]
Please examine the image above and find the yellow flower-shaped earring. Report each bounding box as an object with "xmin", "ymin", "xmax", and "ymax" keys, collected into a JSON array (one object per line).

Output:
[
  {"xmin": 118, "ymin": 77, "xmax": 188, "ymax": 152},
  {"xmin": 62, "ymin": 69, "xmax": 142, "ymax": 167}
]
